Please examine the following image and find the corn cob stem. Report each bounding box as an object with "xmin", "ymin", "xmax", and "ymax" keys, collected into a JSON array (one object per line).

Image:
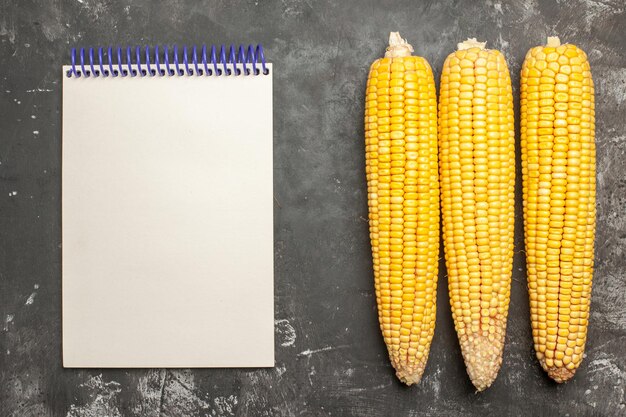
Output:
[
  {"xmin": 521, "ymin": 36, "xmax": 596, "ymax": 383},
  {"xmin": 439, "ymin": 39, "xmax": 515, "ymax": 391},
  {"xmin": 385, "ymin": 32, "xmax": 414, "ymax": 58},
  {"xmin": 457, "ymin": 38, "xmax": 487, "ymax": 51},
  {"xmin": 365, "ymin": 32, "xmax": 440, "ymax": 385}
]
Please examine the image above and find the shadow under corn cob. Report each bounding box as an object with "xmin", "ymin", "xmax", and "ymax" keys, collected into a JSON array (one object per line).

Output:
[
  {"xmin": 438, "ymin": 39, "xmax": 515, "ymax": 391},
  {"xmin": 521, "ymin": 37, "xmax": 596, "ymax": 383},
  {"xmin": 365, "ymin": 32, "xmax": 440, "ymax": 385}
]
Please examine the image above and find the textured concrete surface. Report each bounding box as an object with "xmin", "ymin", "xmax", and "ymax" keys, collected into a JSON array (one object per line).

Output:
[{"xmin": 1, "ymin": 0, "xmax": 625, "ymax": 416}]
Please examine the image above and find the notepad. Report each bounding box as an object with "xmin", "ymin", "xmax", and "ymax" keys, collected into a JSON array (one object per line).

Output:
[{"xmin": 62, "ymin": 45, "xmax": 273, "ymax": 367}]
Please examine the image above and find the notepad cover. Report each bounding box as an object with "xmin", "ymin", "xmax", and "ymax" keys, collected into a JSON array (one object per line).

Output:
[{"xmin": 62, "ymin": 65, "xmax": 273, "ymax": 367}]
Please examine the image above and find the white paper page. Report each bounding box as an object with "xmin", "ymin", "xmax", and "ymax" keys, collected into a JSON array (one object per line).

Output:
[{"xmin": 62, "ymin": 64, "xmax": 273, "ymax": 368}]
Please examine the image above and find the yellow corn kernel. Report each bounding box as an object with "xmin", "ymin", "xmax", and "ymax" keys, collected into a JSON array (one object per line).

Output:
[
  {"xmin": 366, "ymin": 32, "xmax": 440, "ymax": 385},
  {"xmin": 439, "ymin": 38, "xmax": 515, "ymax": 392},
  {"xmin": 521, "ymin": 36, "xmax": 595, "ymax": 383}
]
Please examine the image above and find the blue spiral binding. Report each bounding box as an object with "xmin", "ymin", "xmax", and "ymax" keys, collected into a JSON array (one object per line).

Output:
[
  {"xmin": 237, "ymin": 45, "xmax": 246, "ymax": 75},
  {"xmin": 66, "ymin": 44, "xmax": 268, "ymax": 78},
  {"xmin": 80, "ymin": 48, "xmax": 87, "ymax": 77},
  {"xmin": 98, "ymin": 47, "xmax": 105, "ymax": 76},
  {"xmin": 126, "ymin": 47, "xmax": 135, "ymax": 77},
  {"xmin": 155, "ymin": 45, "xmax": 162, "ymax": 76},
  {"xmin": 174, "ymin": 45, "xmax": 182, "ymax": 76},
  {"xmin": 164, "ymin": 45, "xmax": 172, "ymax": 76},
  {"xmin": 89, "ymin": 48, "xmax": 97, "ymax": 76},
  {"xmin": 135, "ymin": 47, "xmax": 143, "ymax": 76},
  {"xmin": 192, "ymin": 46, "xmax": 200, "ymax": 75},
  {"xmin": 247, "ymin": 44, "xmax": 257, "ymax": 75},
  {"xmin": 219, "ymin": 45, "xmax": 228, "ymax": 75},
  {"xmin": 107, "ymin": 47, "xmax": 116, "ymax": 77},
  {"xmin": 183, "ymin": 46, "xmax": 190, "ymax": 75},
  {"xmin": 210, "ymin": 45, "xmax": 219, "ymax": 75},
  {"xmin": 201, "ymin": 45, "xmax": 209, "ymax": 75},
  {"xmin": 117, "ymin": 47, "xmax": 124, "ymax": 76},
  {"xmin": 145, "ymin": 46, "xmax": 154, "ymax": 76}
]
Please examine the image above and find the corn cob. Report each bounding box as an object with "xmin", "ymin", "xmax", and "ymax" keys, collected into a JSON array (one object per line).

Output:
[
  {"xmin": 521, "ymin": 37, "xmax": 596, "ymax": 383},
  {"xmin": 438, "ymin": 39, "xmax": 515, "ymax": 391},
  {"xmin": 365, "ymin": 32, "xmax": 440, "ymax": 385}
]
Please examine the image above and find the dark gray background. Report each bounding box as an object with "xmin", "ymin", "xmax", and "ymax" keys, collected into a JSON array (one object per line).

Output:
[{"xmin": 1, "ymin": 0, "xmax": 625, "ymax": 416}]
